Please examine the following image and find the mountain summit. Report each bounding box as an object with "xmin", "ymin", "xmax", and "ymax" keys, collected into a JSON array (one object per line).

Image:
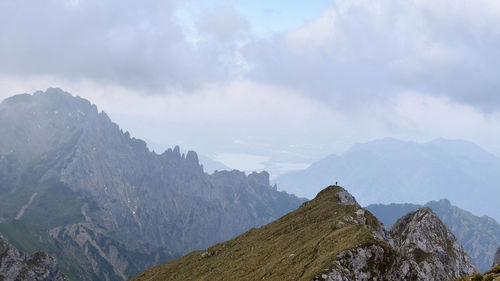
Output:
[
  {"xmin": 390, "ymin": 208, "xmax": 476, "ymax": 280},
  {"xmin": 132, "ymin": 185, "xmax": 476, "ymax": 281}
]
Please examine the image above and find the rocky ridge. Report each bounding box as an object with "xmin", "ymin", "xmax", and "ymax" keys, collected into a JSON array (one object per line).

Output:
[
  {"xmin": 366, "ymin": 199, "xmax": 500, "ymax": 272},
  {"xmin": 390, "ymin": 208, "xmax": 476, "ymax": 280},
  {"xmin": 0, "ymin": 234, "xmax": 67, "ymax": 281},
  {"xmin": 131, "ymin": 185, "xmax": 476, "ymax": 281}
]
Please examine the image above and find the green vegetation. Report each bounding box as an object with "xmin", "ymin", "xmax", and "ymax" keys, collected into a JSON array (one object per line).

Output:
[
  {"xmin": 20, "ymin": 181, "xmax": 84, "ymax": 229},
  {"xmin": 130, "ymin": 186, "xmax": 387, "ymax": 281},
  {"xmin": 0, "ymin": 220, "xmax": 86, "ymax": 280},
  {"xmin": 471, "ymin": 273, "xmax": 484, "ymax": 281},
  {"xmin": 0, "ymin": 220, "xmax": 177, "ymax": 281},
  {"xmin": 0, "ymin": 220, "xmax": 50, "ymax": 254},
  {"xmin": 486, "ymin": 266, "xmax": 500, "ymax": 275},
  {"xmin": 0, "ymin": 179, "xmax": 84, "ymax": 230}
]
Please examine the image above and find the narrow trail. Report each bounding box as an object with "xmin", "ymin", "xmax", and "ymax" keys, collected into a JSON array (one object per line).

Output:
[{"xmin": 15, "ymin": 192, "xmax": 38, "ymax": 220}]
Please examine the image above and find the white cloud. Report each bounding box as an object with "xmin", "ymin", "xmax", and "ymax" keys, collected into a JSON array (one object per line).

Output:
[
  {"xmin": 0, "ymin": 0, "xmax": 245, "ymax": 91},
  {"xmin": 244, "ymin": 0, "xmax": 500, "ymax": 112}
]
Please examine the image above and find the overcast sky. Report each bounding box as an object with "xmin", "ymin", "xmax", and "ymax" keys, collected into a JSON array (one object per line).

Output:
[{"xmin": 1, "ymin": 0, "xmax": 500, "ymax": 176}]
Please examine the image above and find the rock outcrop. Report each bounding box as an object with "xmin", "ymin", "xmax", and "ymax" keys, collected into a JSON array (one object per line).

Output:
[
  {"xmin": 367, "ymin": 199, "xmax": 500, "ymax": 272},
  {"xmin": 321, "ymin": 244, "xmax": 420, "ymax": 281},
  {"xmin": 494, "ymin": 246, "xmax": 500, "ymax": 267},
  {"xmin": 390, "ymin": 207, "xmax": 476, "ymax": 280},
  {"xmin": 0, "ymin": 234, "xmax": 67, "ymax": 281},
  {"xmin": 315, "ymin": 192, "xmax": 477, "ymax": 281}
]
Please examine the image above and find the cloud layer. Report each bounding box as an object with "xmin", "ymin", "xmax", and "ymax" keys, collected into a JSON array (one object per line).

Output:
[
  {"xmin": 0, "ymin": 0, "xmax": 246, "ymax": 91},
  {"xmin": 2, "ymin": 0, "xmax": 500, "ymax": 110},
  {"xmin": 2, "ymin": 0, "xmax": 500, "ymax": 175},
  {"xmin": 244, "ymin": 0, "xmax": 500, "ymax": 112}
]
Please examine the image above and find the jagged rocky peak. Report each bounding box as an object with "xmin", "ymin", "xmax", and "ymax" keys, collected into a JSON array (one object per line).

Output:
[
  {"xmin": 173, "ymin": 145, "xmax": 181, "ymax": 157},
  {"xmin": 185, "ymin": 150, "xmax": 199, "ymax": 165},
  {"xmin": 436, "ymin": 198, "xmax": 452, "ymax": 206},
  {"xmin": 494, "ymin": 246, "xmax": 500, "ymax": 267},
  {"xmin": 248, "ymin": 171, "xmax": 270, "ymax": 187},
  {"xmin": 0, "ymin": 234, "xmax": 67, "ymax": 281},
  {"xmin": 390, "ymin": 207, "xmax": 477, "ymax": 280},
  {"xmin": 161, "ymin": 145, "xmax": 203, "ymax": 166},
  {"xmin": 314, "ymin": 185, "xmax": 359, "ymax": 206}
]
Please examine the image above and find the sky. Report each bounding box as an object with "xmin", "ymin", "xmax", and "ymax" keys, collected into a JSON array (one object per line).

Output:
[{"xmin": 1, "ymin": 0, "xmax": 500, "ymax": 176}]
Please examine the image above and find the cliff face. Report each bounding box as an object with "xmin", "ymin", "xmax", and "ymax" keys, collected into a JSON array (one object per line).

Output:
[
  {"xmin": 390, "ymin": 208, "xmax": 476, "ymax": 280},
  {"xmin": 425, "ymin": 199, "xmax": 500, "ymax": 273},
  {"xmin": 131, "ymin": 186, "xmax": 476, "ymax": 281},
  {"xmin": 0, "ymin": 234, "xmax": 67, "ymax": 281},
  {"xmin": 0, "ymin": 88, "xmax": 304, "ymax": 280},
  {"xmin": 320, "ymin": 244, "xmax": 420, "ymax": 281},
  {"xmin": 494, "ymin": 246, "xmax": 500, "ymax": 267}
]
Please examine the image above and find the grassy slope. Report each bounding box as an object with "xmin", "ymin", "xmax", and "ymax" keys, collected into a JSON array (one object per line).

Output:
[{"xmin": 130, "ymin": 186, "xmax": 385, "ymax": 281}]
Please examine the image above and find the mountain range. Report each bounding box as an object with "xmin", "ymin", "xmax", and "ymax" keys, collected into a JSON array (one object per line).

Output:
[
  {"xmin": 274, "ymin": 138, "xmax": 500, "ymax": 223},
  {"xmin": 0, "ymin": 88, "xmax": 304, "ymax": 280}
]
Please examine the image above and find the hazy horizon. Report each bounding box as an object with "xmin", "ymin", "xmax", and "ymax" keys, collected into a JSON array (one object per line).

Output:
[{"xmin": 2, "ymin": 0, "xmax": 500, "ymax": 175}]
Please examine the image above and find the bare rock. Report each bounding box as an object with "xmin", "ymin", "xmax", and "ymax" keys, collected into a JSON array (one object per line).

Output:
[
  {"xmin": 318, "ymin": 244, "xmax": 420, "ymax": 281},
  {"xmin": 390, "ymin": 207, "xmax": 477, "ymax": 280},
  {"xmin": 0, "ymin": 234, "xmax": 67, "ymax": 281},
  {"xmin": 493, "ymin": 246, "xmax": 500, "ymax": 267},
  {"xmin": 337, "ymin": 189, "xmax": 359, "ymax": 206}
]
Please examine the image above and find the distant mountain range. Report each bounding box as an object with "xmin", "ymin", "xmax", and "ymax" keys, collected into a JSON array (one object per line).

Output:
[
  {"xmin": 0, "ymin": 88, "xmax": 304, "ymax": 280},
  {"xmin": 274, "ymin": 138, "xmax": 500, "ymax": 222},
  {"xmin": 367, "ymin": 199, "xmax": 500, "ymax": 272},
  {"xmin": 131, "ymin": 185, "xmax": 476, "ymax": 281}
]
